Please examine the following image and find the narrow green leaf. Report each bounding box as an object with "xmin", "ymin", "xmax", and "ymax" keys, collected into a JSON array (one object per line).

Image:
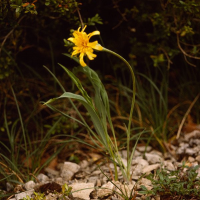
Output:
[
  {"xmin": 45, "ymin": 92, "xmax": 108, "ymax": 148},
  {"xmin": 58, "ymin": 63, "xmax": 93, "ymax": 106}
]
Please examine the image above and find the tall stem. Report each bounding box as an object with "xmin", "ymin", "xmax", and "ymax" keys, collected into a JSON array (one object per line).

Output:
[{"xmin": 102, "ymin": 47, "xmax": 136, "ymax": 171}]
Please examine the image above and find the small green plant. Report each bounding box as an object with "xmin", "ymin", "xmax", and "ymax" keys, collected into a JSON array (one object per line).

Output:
[
  {"xmin": 20, "ymin": 192, "xmax": 45, "ymax": 200},
  {"xmin": 58, "ymin": 183, "xmax": 73, "ymax": 200},
  {"xmin": 140, "ymin": 163, "xmax": 200, "ymax": 200},
  {"xmin": 21, "ymin": 195, "xmax": 31, "ymax": 200}
]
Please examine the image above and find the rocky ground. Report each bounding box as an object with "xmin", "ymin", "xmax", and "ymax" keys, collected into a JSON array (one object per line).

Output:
[{"xmin": 3, "ymin": 129, "xmax": 200, "ymax": 200}]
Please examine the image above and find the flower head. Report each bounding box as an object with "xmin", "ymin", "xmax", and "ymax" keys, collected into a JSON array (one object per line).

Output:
[{"xmin": 68, "ymin": 25, "xmax": 103, "ymax": 67}]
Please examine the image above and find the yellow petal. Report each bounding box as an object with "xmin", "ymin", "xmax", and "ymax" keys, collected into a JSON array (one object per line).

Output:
[
  {"xmin": 80, "ymin": 53, "xmax": 87, "ymax": 67},
  {"xmin": 68, "ymin": 37, "xmax": 76, "ymax": 43},
  {"xmin": 72, "ymin": 31, "xmax": 79, "ymax": 37},
  {"xmin": 81, "ymin": 25, "xmax": 87, "ymax": 32},
  {"xmin": 88, "ymin": 31, "xmax": 100, "ymax": 39},
  {"xmin": 86, "ymin": 50, "xmax": 97, "ymax": 60},
  {"xmin": 88, "ymin": 41, "xmax": 98, "ymax": 48},
  {"xmin": 94, "ymin": 44, "xmax": 103, "ymax": 51},
  {"xmin": 88, "ymin": 42, "xmax": 103, "ymax": 51},
  {"xmin": 71, "ymin": 49, "xmax": 80, "ymax": 56},
  {"xmin": 88, "ymin": 41, "xmax": 103, "ymax": 51}
]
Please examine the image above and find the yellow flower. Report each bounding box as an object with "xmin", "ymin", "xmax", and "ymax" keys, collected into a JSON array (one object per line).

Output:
[{"xmin": 68, "ymin": 25, "xmax": 103, "ymax": 67}]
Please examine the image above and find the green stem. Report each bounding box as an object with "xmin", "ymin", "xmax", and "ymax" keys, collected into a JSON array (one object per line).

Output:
[{"xmin": 102, "ymin": 47, "xmax": 136, "ymax": 177}]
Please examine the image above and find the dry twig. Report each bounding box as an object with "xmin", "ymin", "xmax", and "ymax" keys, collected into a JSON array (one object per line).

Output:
[
  {"xmin": 176, "ymin": 93, "xmax": 200, "ymax": 139},
  {"xmin": 176, "ymin": 34, "xmax": 200, "ymax": 67},
  {"xmin": 0, "ymin": 15, "xmax": 25, "ymax": 56}
]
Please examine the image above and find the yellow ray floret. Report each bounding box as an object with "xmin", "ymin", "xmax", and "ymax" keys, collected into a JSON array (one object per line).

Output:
[{"xmin": 68, "ymin": 25, "xmax": 103, "ymax": 67}]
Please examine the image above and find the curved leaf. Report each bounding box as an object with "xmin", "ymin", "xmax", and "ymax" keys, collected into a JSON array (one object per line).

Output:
[{"xmin": 45, "ymin": 92, "xmax": 108, "ymax": 148}]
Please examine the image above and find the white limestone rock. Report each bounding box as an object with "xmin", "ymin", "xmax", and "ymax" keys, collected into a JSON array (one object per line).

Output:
[
  {"xmin": 185, "ymin": 148, "xmax": 197, "ymax": 156},
  {"xmin": 142, "ymin": 164, "xmax": 160, "ymax": 174},
  {"xmin": 131, "ymin": 157, "xmax": 149, "ymax": 176},
  {"xmin": 24, "ymin": 180, "xmax": 35, "ymax": 190},
  {"xmin": 92, "ymin": 170, "xmax": 101, "ymax": 175},
  {"xmin": 132, "ymin": 164, "xmax": 144, "ymax": 176},
  {"xmin": 132, "ymin": 157, "xmax": 149, "ymax": 167},
  {"xmin": 53, "ymin": 177, "xmax": 63, "ymax": 185},
  {"xmin": 60, "ymin": 161, "xmax": 80, "ymax": 181},
  {"xmin": 45, "ymin": 167, "xmax": 59, "ymax": 178},
  {"xmin": 136, "ymin": 146, "xmax": 152, "ymax": 152},
  {"xmin": 79, "ymin": 160, "xmax": 89, "ymax": 169},
  {"xmin": 163, "ymin": 160, "xmax": 175, "ymax": 171},
  {"xmin": 176, "ymin": 143, "xmax": 189, "ymax": 154},
  {"xmin": 195, "ymin": 155, "xmax": 200, "ymax": 162},
  {"xmin": 121, "ymin": 149, "xmax": 141, "ymax": 159},
  {"xmin": 63, "ymin": 161, "xmax": 81, "ymax": 173},
  {"xmin": 88, "ymin": 176, "xmax": 97, "ymax": 185},
  {"xmin": 6, "ymin": 182, "xmax": 14, "ymax": 192},
  {"xmin": 97, "ymin": 181, "xmax": 114, "ymax": 198},
  {"xmin": 184, "ymin": 130, "xmax": 200, "ymax": 140},
  {"xmin": 70, "ymin": 182, "xmax": 94, "ymax": 200},
  {"xmin": 15, "ymin": 189, "xmax": 34, "ymax": 200},
  {"xmin": 37, "ymin": 173, "xmax": 49, "ymax": 183},
  {"xmin": 188, "ymin": 156, "xmax": 195, "ymax": 163},
  {"xmin": 120, "ymin": 158, "xmax": 128, "ymax": 167},
  {"xmin": 149, "ymin": 150, "xmax": 163, "ymax": 157},
  {"xmin": 145, "ymin": 153, "xmax": 163, "ymax": 164},
  {"xmin": 60, "ymin": 170, "xmax": 74, "ymax": 181}
]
